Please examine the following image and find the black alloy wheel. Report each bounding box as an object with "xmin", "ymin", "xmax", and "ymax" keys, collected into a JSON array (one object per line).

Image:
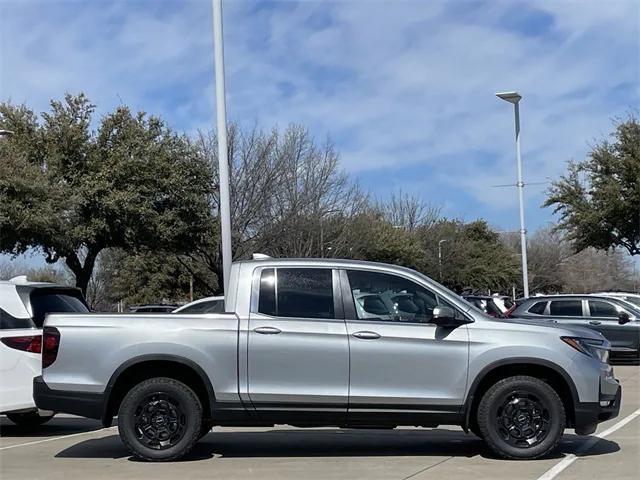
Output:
[
  {"xmin": 477, "ymin": 375, "xmax": 565, "ymax": 459},
  {"xmin": 118, "ymin": 377, "xmax": 202, "ymax": 461},
  {"xmin": 134, "ymin": 393, "xmax": 187, "ymax": 450},
  {"xmin": 495, "ymin": 390, "xmax": 550, "ymax": 448}
]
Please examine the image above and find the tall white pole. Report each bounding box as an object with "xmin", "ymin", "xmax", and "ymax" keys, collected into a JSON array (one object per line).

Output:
[
  {"xmin": 514, "ymin": 102, "xmax": 530, "ymax": 298},
  {"xmin": 212, "ymin": 0, "xmax": 232, "ymax": 302}
]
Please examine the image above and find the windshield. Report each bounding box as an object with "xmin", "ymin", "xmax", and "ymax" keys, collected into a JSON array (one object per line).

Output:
[
  {"xmin": 622, "ymin": 296, "xmax": 640, "ymax": 308},
  {"xmin": 412, "ymin": 271, "xmax": 488, "ymax": 317}
]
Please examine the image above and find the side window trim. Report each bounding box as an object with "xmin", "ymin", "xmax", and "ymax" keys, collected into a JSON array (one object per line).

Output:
[
  {"xmin": 332, "ymin": 269, "xmax": 345, "ymax": 320},
  {"xmin": 339, "ymin": 269, "xmax": 357, "ymax": 320}
]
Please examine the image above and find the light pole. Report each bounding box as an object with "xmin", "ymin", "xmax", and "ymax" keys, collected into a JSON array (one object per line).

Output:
[
  {"xmin": 212, "ymin": 0, "xmax": 232, "ymax": 302},
  {"xmin": 0, "ymin": 129, "xmax": 14, "ymax": 138},
  {"xmin": 438, "ymin": 239, "xmax": 448, "ymax": 282},
  {"xmin": 496, "ymin": 91, "xmax": 529, "ymax": 298}
]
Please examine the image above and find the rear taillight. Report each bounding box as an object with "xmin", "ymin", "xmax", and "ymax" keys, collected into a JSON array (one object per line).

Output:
[
  {"xmin": 42, "ymin": 327, "xmax": 60, "ymax": 368},
  {"xmin": 1, "ymin": 335, "xmax": 42, "ymax": 353}
]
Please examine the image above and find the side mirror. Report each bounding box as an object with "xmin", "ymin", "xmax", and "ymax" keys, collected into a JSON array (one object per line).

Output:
[
  {"xmin": 431, "ymin": 306, "xmax": 468, "ymax": 327},
  {"xmin": 618, "ymin": 311, "xmax": 631, "ymax": 325}
]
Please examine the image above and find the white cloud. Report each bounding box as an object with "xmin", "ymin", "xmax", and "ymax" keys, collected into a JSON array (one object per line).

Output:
[{"xmin": 1, "ymin": 0, "xmax": 638, "ymax": 231}]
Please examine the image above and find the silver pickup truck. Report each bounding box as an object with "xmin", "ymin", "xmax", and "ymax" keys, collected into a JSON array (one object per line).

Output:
[{"xmin": 34, "ymin": 258, "xmax": 621, "ymax": 462}]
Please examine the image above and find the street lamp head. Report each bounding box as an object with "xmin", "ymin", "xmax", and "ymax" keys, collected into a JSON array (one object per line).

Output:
[
  {"xmin": 495, "ymin": 91, "xmax": 522, "ymax": 104},
  {"xmin": 0, "ymin": 129, "xmax": 15, "ymax": 137}
]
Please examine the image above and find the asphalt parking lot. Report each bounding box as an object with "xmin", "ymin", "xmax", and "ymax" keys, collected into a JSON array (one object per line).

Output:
[{"xmin": 1, "ymin": 365, "xmax": 638, "ymax": 480}]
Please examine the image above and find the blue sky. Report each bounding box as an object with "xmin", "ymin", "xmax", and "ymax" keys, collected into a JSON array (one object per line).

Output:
[{"xmin": 1, "ymin": 0, "xmax": 639, "ymax": 265}]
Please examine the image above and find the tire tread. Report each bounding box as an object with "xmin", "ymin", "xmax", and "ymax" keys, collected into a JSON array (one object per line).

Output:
[
  {"xmin": 118, "ymin": 377, "xmax": 202, "ymax": 462},
  {"xmin": 477, "ymin": 375, "xmax": 565, "ymax": 460}
]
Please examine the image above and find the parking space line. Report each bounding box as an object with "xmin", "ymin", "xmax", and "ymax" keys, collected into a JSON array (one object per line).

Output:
[
  {"xmin": 536, "ymin": 408, "xmax": 640, "ymax": 480},
  {"xmin": 0, "ymin": 426, "xmax": 115, "ymax": 451}
]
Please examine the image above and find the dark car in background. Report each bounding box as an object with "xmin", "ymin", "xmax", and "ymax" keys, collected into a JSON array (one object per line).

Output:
[
  {"xmin": 463, "ymin": 295, "xmax": 515, "ymax": 318},
  {"xmin": 511, "ymin": 295, "xmax": 640, "ymax": 362}
]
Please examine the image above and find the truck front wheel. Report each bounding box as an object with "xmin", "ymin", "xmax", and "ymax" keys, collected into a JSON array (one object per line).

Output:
[
  {"xmin": 477, "ymin": 375, "xmax": 565, "ymax": 459},
  {"xmin": 118, "ymin": 377, "xmax": 202, "ymax": 461}
]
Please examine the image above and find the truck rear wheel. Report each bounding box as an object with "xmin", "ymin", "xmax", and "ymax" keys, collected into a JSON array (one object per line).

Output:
[
  {"xmin": 118, "ymin": 377, "xmax": 202, "ymax": 462},
  {"xmin": 477, "ymin": 375, "xmax": 565, "ymax": 459}
]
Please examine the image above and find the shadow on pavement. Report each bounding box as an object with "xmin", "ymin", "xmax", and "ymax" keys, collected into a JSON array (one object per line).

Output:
[
  {"xmin": 54, "ymin": 428, "xmax": 620, "ymax": 463},
  {"xmin": 0, "ymin": 416, "xmax": 103, "ymax": 438}
]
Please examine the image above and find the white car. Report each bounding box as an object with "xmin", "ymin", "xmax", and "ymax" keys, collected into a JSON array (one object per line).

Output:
[
  {"xmin": 0, "ymin": 276, "xmax": 89, "ymax": 425},
  {"xmin": 172, "ymin": 296, "xmax": 224, "ymax": 314},
  {"xmin": 594, "ymin": 292, "xmax": 640, "ymax": 309}
]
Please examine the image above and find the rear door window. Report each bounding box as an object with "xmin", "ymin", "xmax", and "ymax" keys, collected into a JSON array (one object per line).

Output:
[
  {"xmin": 277, "ymin": 268, "xmax": 334, "ymax": 319},
  {"xmin": 30, "ymin": 290, "xmax": 89, "ymax": 327},
  {"xmin": 549, "ymin": 300, "xmax": 583, "ymax": 317},
  {"xmin": 258, "ymin": 268, "xmax": 335, "ymax": 319}
]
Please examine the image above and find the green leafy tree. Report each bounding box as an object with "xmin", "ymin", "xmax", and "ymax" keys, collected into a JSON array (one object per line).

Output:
[
  {"xmin": 0, "ymin": 94, "xmax": 212, "ymax": 295},
  {"xmin": 545, "ymin": 115, "xmax": 640, "ymax": 256},
  {"xmin": 418, "ymin": 220, "xmax": 520, "ymax": 293}
]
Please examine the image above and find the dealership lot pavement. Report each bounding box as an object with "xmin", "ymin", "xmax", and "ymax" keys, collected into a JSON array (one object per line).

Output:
[{"xmin": 1, "ymin": 365, "xmax": 638, "ymax": 480}]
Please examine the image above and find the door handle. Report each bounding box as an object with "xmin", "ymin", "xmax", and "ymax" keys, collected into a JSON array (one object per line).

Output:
[
  {"xmin": 253, "ymin": 326, "xmax": 282, "ymax": 335},
  {"xmin": 352, "ymin": 331, "xmax": 381, "ymax": 340},
  {"xmin": 589, "ymin": 321, "xmax": 602, "ymax": 325}
]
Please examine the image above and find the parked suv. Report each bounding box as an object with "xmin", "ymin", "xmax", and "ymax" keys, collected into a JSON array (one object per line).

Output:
[
  {"xmin": 35, "ymin": 258, "xmax": 620, "ymax": 461},
  {"xmin": 1, "ymin": 276, "xmax": 89, "ymax": 425},
  {"xmin": 463, "ymin": 295, "xmax": 515, "ymax": 317},
  {"xmin": 511, "ymin": 295, "xmax": 640, "ymax": 361}
]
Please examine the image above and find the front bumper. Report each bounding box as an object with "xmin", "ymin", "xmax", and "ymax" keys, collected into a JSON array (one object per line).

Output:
[
  {"xmin": 33, "ymin": 376, "xmax": 105, "ymax": 420},
  {"xmin": 573, "ymin": 378, "xmax": 621, "ymax": 435}
]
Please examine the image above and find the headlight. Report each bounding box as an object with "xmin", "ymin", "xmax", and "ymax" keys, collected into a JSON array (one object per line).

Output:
[{"xmin": 561, "ymin": 336, "xmax": 610, "ymax": 363}]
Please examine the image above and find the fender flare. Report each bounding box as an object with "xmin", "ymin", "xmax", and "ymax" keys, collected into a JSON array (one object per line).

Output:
[
  {"xmin": 461, "ymin": 357, "xmax": 580, "ymax": 431},
  {"xmin": 101, "ymin": 354, "xmax": 216, "ymax": 425}
]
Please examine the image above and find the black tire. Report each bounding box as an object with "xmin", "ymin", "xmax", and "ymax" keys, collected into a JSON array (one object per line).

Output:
[
  {"xmin": 199, "ymin": 419, "xmax": 215, "ymax": 440},
  {"xmin": 6, "ymin": 411, "xmax": 55, "ymax": 426},
  {"xmin": 477, "ymin": 375, "xmax": 565, "ymax": 459},
  {"xmin": 118, "ymin": 377, "xmax": 202, "ymax": 462},
  {"xmin": 469, "ymin": 423, "xmax": 483, "ymax": 438}
]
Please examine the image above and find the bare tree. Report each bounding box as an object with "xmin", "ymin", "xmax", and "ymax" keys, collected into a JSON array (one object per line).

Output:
[
  {"xmin": 502, "ymin": 225, "xmax": 637, "ymax": 294},
  {"xmin": 560, "ymin": 248, "xmax": 636, "ymax": 293},
  {"xmin": 185, "ymin": 124, "xmax": 368, "ymax": 290},
  {"xmin": 378, "ymin": 191, "xmax": 441, "ymax": 232}
]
